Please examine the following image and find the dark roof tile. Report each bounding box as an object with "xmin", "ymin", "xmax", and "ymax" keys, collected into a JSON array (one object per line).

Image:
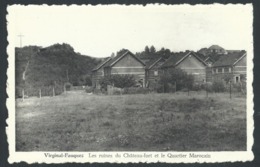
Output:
[
  {"xmin": 212, "ymin": 51, "xmax": 246, "ymax": 67},
  {"xmin": 145, "ymin": 57, "xmax": 165, "ymax": 69},
  {"xmin": 161, "ymin": 51, "xmax": 190, "ymax": 68},
  {"xmin": 92, "ymin": 57, "xmax": 111, "ymax": 71}
]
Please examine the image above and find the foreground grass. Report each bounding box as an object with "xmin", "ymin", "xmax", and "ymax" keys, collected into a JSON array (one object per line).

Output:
[{"xmin": 16, "ymin": 91, "xmax": 246, "ymax": 151}]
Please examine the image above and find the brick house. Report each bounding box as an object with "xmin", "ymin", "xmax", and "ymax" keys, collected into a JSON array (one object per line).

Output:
[
  {"xmin": 208, "ymin": 45, "xmax": 227, "ymax": 54},
  {"xmin": 144, "ymin": 57, "xmax": 166, "ymax": 88},
  {"xmin": 91, "ymin": 57, "xmax": 112, "ymax": 88},
  {"xmin": 160, "ymin": 51, "xmax": 208, "ymax": 83},
  {"xmin": 103, "ymin": 50, "xmax": 146, "ymax": 87},
  {"xmin": 211, "ymin": 51, "xmax": 246, "ymax": 83}
]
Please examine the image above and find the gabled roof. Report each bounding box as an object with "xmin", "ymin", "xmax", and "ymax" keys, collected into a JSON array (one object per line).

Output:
[
  {"xmin": 145, "ymin": 57, "xmax": 165, "ymax": 70},
  {"xmin": 160, "ymin": 52, "xmax": 189, "ymax": 68},
  {"xmin": 161, "ymin": 51, "xmax": 207, "ymax": 68},
  {"xmin": 104, "ymin": 50, "xmax": 146, "ymax": 68},
  {"xmin": 204, "ymin": 56, "xmax": 215, "ymax": 64},
  {"xmin": 194, "ymin": 52, "xmax": 209, "ymax": 62},
  {"xmin": 92, "ymin": 57, "xmax": 112, "ymax": 71},
  {"xmin": 212, "ymin": 51, "xmax": 246, "ymax": 67}
]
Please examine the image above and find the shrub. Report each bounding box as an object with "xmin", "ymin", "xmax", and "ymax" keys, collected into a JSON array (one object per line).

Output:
[
  {"xmin": 85, "ymin": 86, "xmax": 93, "ymax": 93},
  {"xmin": 223, "ymin": 74, "xmax": 233, "ymax": 83},
  {"xmin": 232, "ymin": 82, "xmax": 246, "ymax": 93},
  {"xmin": 93, "ymin": 88, "xmax": 102, "ymax": 94},
  {"xmin": 64, "ymin": 82, "xmax": 72, "ymax": 91},
  {"xmin": 192, "ymin": 83, "xmax": 201, "ymax": 91},
  {"xmin": 111, "ymin": 75, "xmax": 136, "ymax": 88},
  {"xmin": 99, "ymin": 74, "xmax": 136, "ymax": 90},
  {"xmin": 155, "ymin": 83, "xmax": 164, "ymax": 93},
  {"xmin": 204, "ymin": 82, "xmax": 213, "ymax": 92},
  {"xmin": 123, "ymin": 87, "xmax": 150, "ymax": 94},
  {"xmin": 99, "ymin": 76, "xmax": 111, "ymax": 91},
  {"xmin": 212, "ymin": 80, "xmax": 226, "ymax": 92},
  {"xmin": 159, "ymin": 68, "xmax": 194, "ymax": 92}
]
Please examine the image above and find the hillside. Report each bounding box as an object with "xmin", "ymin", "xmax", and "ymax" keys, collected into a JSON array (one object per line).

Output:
[{"xmin": 15, "ymin": 43, "xmax": 101, "ymax": 97}]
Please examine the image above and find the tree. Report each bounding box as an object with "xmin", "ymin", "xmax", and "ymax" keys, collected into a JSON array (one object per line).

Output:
[
  {"xmin": 223, "ymin": 74, "xmax": 233, "ymax": 84},
  {"xmin": 117, "ymin": 49, "xmax": 128, "ymax": 56},
  {"xmin": 160, "ymin": 47, "xmax": 165, "ymax": 52},
  {"xmin": 110, "ymin": 75, "xmax": 136, "ymax": 88},
  {"xmin": 212, "ymin": 80, "xmax": 226, "ymax": 92},
  {"xmin": 85, "ymin": 76, "xmax": 92, "ymax": 86},
  {"xmin": 150, "ymin": 45, "xmax": 156, "ymax": 53},
  {"xmin": 145, "ymin": 46, "xmax": 150, "ymax": 53},
  {"xmin": 99, "ymin": 76, "xmax": 112, "ymax": 90},
  {"xmin": 159, "ymin": 68, "xmax": 194, "ymax": 92},
  {"xmin": 111, "ymin": 52, "xmax": 115, "ymax": 58}
]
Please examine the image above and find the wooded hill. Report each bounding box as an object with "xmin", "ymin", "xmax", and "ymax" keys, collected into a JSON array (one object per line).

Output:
[{"xmin": 15, "ymin": 43, "xmax": 101, "ymax": 96}]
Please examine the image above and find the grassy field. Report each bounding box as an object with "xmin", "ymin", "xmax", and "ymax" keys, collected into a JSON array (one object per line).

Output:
[{"xmin": 16, "ymin": 91, "xmax": 246, "ymax": 151}]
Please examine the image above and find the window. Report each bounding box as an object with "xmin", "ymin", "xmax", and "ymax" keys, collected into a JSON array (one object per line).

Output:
[
  {"xmin": 218, "ymin": 68, "xmax": 222, "ymax": 73},
  {"xmin": 224, "ymin": 67, "xmax": 229, "ymax": 73},
  {"xmin": 154, "ymin": 70, "xmax": 158, "ymax": 76}
]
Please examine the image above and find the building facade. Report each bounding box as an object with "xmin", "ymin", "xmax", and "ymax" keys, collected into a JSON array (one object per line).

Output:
[
  {"xmin": 91, "ymin": 57, "xmax": 111, "ymax": 88},
  {"xmin": 211, "ymin": 51, "xmax": 246, "ymax": 83},
  {"xmin": 93, "ymin": 50, "xmax": 146, "ymax": 87},
  {"xmin": 145, "ymin": 57, "xmax": 166, "ymax": 88},
  {"xmin": 160, "ymin": 51, "xmax": 208, "ymax": 83},
  {"xmin": 92, "ymin": 49, "xmax": 247, "ymax": 89}
]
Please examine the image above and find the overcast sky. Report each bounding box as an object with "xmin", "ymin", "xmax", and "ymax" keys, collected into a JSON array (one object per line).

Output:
[{"xmin": 8, "ymin": 4, "xmax": 252, "ymax": 58}]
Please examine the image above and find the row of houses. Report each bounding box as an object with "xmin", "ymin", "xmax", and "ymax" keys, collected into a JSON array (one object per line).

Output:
[{"xmin": 92, "ymin": 48, "xmax": 247, "ymax": 89}]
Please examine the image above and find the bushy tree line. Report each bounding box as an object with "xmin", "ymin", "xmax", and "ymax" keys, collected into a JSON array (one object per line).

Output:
[
  {"xmin": 99, "ymin": 75, "xmax": 136, "ymax": 90},
  {"xmin": 136, "ymin": 45, "xmax": 173, "ymax": 59}
]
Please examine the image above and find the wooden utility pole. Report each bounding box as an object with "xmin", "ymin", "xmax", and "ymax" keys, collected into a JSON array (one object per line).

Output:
[{"xmin": 17, "ymin": 34, "xmax": 24, "ymax": 48}]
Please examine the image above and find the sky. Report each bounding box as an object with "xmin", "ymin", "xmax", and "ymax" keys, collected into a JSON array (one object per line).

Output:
[{"xmin": 7, "ymin": 4, "xmax": 253, "ymax": 58}]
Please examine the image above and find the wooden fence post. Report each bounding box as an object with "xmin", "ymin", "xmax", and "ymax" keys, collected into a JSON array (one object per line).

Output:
[
  {"xmin": 22, "ymin": 89, "xmax": 24, "ymax": 101},
  {"xmin": 229, "ymin": 81, "xmax": 232, "ymax": 99},
  {"xmin": 39, "ymin": 89, "xmax": 41, "ymax": 98},
  {"xmin": 64, "ymin": 84, "xmax": 66, "ymax": 94},
  {"xmin": 175, "ymin": 81, "xmax": 177, "ymax": 93},
  {"xmin": 53, "ymin": 87, "xmax": 55, "ymax": 97},
  {"xmin": 206, "ymin": 83, "xmax": 208, "ymax": 98}
]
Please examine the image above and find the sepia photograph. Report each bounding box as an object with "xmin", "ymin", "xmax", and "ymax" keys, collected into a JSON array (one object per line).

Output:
[{"xmin": 7, "ymin": 4, "xmax": 254, "ymax": 163}]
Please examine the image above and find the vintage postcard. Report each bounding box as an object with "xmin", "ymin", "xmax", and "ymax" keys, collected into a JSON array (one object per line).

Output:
[{"xmin": 7, "ymin": 4, "xmax": 254, "ymax": 163}]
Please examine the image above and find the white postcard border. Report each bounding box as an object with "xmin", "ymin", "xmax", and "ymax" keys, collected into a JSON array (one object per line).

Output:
[{"xmin": 6, "ymin": 4, "xmax": 254, "ymax": 164}]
